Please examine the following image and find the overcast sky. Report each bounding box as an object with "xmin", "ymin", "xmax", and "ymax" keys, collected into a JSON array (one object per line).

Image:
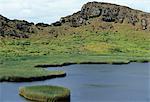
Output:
[{"xmin": 0, "ymin": 0, "xmax": 150, "ymax": 24}]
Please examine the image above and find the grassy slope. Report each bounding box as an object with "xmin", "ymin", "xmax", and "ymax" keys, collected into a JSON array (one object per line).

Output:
[{"xmin": 0, "ymin": 22, "xmax": 150, "ymax": 81}]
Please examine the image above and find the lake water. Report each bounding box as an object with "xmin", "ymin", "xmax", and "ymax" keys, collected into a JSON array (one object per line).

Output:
[{"xmin": 0, "ymin": 63, "xmax": 150, "ymax": 102}]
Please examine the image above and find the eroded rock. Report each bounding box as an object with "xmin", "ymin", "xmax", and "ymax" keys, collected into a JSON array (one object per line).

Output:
[
  {"xmin": 52, "ymin": 21, "xmax": 61, "ymax": 26},
  {"xmin": 0, "ymin": 15, "xmax": 36, "ymax": 38},
  {"xmin": 60, "ymin": 2, "xmax": 150, "ymax": 31},
  {"xmin": 141, "ymin": 19, "xmax": 147, "ymax": 30},
  {"xmin": 128, "ymin": 15, "xmax": 139, "ymax": 25},
  {"xmin": 36, "ymin": 23, "xmax": 49, "ymax": 27}
]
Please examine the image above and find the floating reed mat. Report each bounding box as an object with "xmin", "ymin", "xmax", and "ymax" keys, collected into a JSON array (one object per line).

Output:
[{"xmin": 19, "ymin": 85, "xmax": 70, "ymax": 102}]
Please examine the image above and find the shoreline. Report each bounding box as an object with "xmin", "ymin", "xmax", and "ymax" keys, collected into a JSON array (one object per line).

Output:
[
  {"xmin": 35, "ymin": 60, "xmax": 149, "ymax": 68},
  {"xmin": 0, "ymin": 73, "xmax": 66, "ymax": 82},
  {"xmin": 0, "ymin": 59, "xmax": 149, "ymax": 82}
]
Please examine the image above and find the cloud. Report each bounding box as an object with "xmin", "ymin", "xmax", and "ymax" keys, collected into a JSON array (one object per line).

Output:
[{"xmin": 0, "ymin": 0, "xmax": 150, "ymax": 23}]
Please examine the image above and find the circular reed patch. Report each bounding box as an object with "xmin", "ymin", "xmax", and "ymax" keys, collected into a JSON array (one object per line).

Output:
[{"xmin": 19, "ymin": 85, "xmax": 70, "ymax": 102}]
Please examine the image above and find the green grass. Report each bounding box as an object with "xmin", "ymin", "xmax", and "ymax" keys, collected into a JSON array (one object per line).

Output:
[
  {"xmin": 19, "ymin": 85, "xmax": 70, "ymax": 102},
  {"xmin": 0, "ymin": 22, "xmax": 150, "ymax": 81},
  {"xmin": 0, "ymin": 67, "xmax": 65, "ymax": 82}
]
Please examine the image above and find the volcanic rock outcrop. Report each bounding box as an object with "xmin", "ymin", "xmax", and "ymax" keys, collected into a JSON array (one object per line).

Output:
[
  {"xmin": 60, "ymin": 2, "xmax": 150, "ymax": 30},
  {"xmin": 0, "ymin": 15, "xmax": 38, "ymax": 38},
  {"xmin": 0, "ymin": 2, "xmax": 150, "ymax": 38}
]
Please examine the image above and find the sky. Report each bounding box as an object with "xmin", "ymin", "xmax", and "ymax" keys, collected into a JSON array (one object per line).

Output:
[{"xmin": 0, "ymin": 0, "xmax": 150, "ymax": 24}]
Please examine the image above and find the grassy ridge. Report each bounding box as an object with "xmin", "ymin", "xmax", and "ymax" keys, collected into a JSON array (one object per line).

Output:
[
  {"xmin": 0, "ymin": 23, "xmax": 150, "ymax": 81},
  {"xmin": 1, "ymin": 23, "xmax": 150, "ymax": 59},
  {"xmin": 19, "ymin": 85, "xmax": 70, "ymax": 102}
]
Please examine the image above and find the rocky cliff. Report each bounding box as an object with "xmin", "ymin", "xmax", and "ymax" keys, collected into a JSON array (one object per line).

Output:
[
  {"xmin": 60, "ymin": 2, "xmax": 150, "ymax": 30},
  {"xmin": 0, "ymin": 2, "xmax": 150, "ymax": 38},
  {"xmin": 0, "ymin": 15, "xmax": 52, "ymax": 38},
  {"xmin": 0, "ymin": 15, "xmax": 38, "ymax": 38}
]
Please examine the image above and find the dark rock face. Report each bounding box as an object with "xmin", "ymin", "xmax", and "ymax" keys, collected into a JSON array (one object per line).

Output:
[
  {"xmin": 36, "ymin": 23, "xmax": 49, "ymax": 27},
  {"xmin": 52, "ymin": 21, "xmax": 61, "ymax": 26},
  {"xmin": 60, "ymin": 2, "xmax": 150, "ymax": 30},
  {"xmin": 0, "ymin": 15, "xmax": 36, "ymax": 38},
  {"xmin": 70, "ymin": 17, "xmax": 85, "ymax": 27},
  {"xmin": 1, "ymin": 2, "xmax": 150, "ymax": 38},
  {"xmin": 81, "ymin": 6, "xmax": 102, "ymax": 18},
  {"xmin": 15, "ymin": 20, "xmax": 34, "ymax": 32}
]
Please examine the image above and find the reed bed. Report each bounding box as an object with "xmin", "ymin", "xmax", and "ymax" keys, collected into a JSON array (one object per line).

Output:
[{"xmin": 19, "ymin": 85, "xmax": 70, "ymax": 102}]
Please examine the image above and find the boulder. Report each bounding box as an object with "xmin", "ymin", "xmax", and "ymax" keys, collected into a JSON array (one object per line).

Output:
[
  {"xmin": 117, "ymin": 14, "xmax": 125, "ymax": 23},
  {"xmin": 102, "ymin": 16, "xmax": 116, "ymax": 22},
  {"xmin": 101, "ymin": 8, "xmax": 117, "ymax": 22},
  {"xmin": 102, "ymin": 8, "xmax": 111, "ymax": 16},
  {"xmin": 60, "ymin": 18, "xmax": 66, "ymax": 23},
  {"xmin": 36, "ymin": 23, "xmax": 49, "ymax": 27},
  {"xmin": 89, "ymin": 7, "xmax": 101, "ymax": 18},
  {"xmin": 70, "ymin": 18, "xmax": 79, "ymax": 27},
  {"xmin": 141, "ymin": 19, "xmax": 147, "ymax": 30},
  {"xmin": 128, "ymin": 15, "xmax": 138, "ymax": 25},
  {"xmin": 16, "ymin": 23, "xmax": 30, "ymax": 32},
  {"xmin": 52, "ymin": 21, "xmax": 61, "ymax": 26}
]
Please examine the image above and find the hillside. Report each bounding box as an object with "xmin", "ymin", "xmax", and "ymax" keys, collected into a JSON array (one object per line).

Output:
[
  {"xmin": 60, "ymin": 2, "xmax": 150, "ymax": 30},
  {"xmin": 0, "ymin": 2, "xmax": 150, "ymax": 81},
  {"xmin": 0, "ymin": 2, "xmax": 150, "ymax": 38}
]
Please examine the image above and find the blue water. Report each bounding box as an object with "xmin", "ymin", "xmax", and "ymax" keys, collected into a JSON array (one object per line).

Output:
[{"xmin": 0, "ymin": 63, "xmax": 150, "ymax": 102}]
